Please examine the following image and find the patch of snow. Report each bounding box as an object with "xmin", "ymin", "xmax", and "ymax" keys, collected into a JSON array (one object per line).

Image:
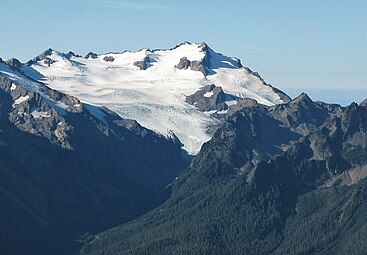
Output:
[
  {"xmin": 217, "ymin": 110, "xmax": 228, "ymax": 114},
  {"xmin": 13, "ymin": 95, "xmax": 30, "ymax": 107},
  {"xmin": 10, "ymin": 83, "xmax": 17, "ymax": 91},
  {"xmin": 203, "ymin": 110, "xmax": 217, "ymax": 116},
  {"xmin": 203, "ymin": 91, "xmax": 214, "ymax": 98},
  {"xmin": 225, "ymin": 100, "xmax": 237, "ymax": 107},
  {"xmin": 31, "ymin": 110, "xmax": 51, "ymax": 119}
]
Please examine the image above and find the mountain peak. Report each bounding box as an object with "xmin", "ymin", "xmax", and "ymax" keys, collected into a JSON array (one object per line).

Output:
[
  {"xmin": 65, "ymin": 51, "xmax": 80, "ymax": 59},
  {"xmin": 85, "ymin": 51, "xmax": 98, "ymax": 59},
  {"xmin": 40, "ymin": 48, "xmax": 54, "ymax": 56},
  {"xmin": 27, "ymin": 48, "xmax": 54, "ymax": 65},
  {"xmin": 5, "ymin": 58, "xmax": 22, "ymax": 70},
  {"xmin": 290, "ymin": 92, "xmax": 313, "ymax": 105}
]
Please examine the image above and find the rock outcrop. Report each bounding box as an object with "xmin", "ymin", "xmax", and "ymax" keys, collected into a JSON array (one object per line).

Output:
[
  {"xmin": 85, "ymin": 52, "xmax": 98, "ymax": 59},
  {"xmin": 175, "ymin": 57, "xmax": 207, "ymax": 75},
  {"xmin": 360, "ymin": 98, "xmax": 367, "ymax": 106},
  {"xmin": 103, "ymin": 56, "xmax": 115, "ymax": 62},
  {"xmin": 133, "ymin": 56, "xmax": 150, "ymax": 70},
  {"xmin": 5, "ymin": 58, "xmax": 22, "ymax": 70},
  {"xmin": 185, "ymin": 84, "xmax": 228, "ymax": 112}
]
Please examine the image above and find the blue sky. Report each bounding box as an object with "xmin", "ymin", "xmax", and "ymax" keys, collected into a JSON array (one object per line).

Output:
[{"xmin": 0, "ymin": 0, "xmax": 366, "ymax": 105}]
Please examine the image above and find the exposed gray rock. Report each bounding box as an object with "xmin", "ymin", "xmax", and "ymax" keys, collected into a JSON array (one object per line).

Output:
[
  {"xmin": 65, "ymin": 51, "xmax": 81, "ymax": 59},
  {"xmin": 227, "ymin": 98, "xmax": 258, "ymax": 112},
  {"xmin": 269, "ymin": 93, "xmax": 332, "ymax": 136},
  {"xmin": 199, "ymin": 42, "xmax": 242, "ymax": 72},
  {"xmin": 175, "ymin": 57, "xmax": 207, "ymax": 75},
  {"xmin": 133, "ymin": 57, "xmax": 150, "ymax": 70},
  {"xmin": 103, "ymin": 56, "xmax": 115, "ymax": 62},
  {"xmin": 175, "ymin": 57, "xmax": 191, "ymax": 69},
  {"xmin": 185, "ymin": 84, "xmax": 227, "ymax": 112},
  {"xmin": 250, "ymin": 71, "xmax": 265, "ymax": 83},
  {"xmin": 289, "ymin": 92, "xmax": 313, "ymax": 106},
  {"xmin": 269, "ymin": 85, "xmax": 291, "ymax": 103},
  {"xmin": 212, "ymin": 92, "xmax": 341, "ymax": 145},
  {"xmin": 5, "ymin": 58, "xmax": 22, "ymax": 70},
  {"xmin": 27, "ymin": 48, "xmax": 53, "ymax": 65},
  {"xmin": 360, "ymin": 99, "xmax": 367, "ymax": 106},
  {"xmin": 37, "ymin": 48, "xmax": 53, "ymax": 60},
  {"xmin": 85, "ymin": 52, "xmax": 98, "ymax": 59},
  {"xmin": 190, "ymin": 61, "xmax": 206, "ymax": 74},
  {"xmin": 315, "ymin": 101, "xmax": 343, "ymax": 114},
  {"xmin": 198, "ymin": 42, "xmax": 211, "ymax": 68},
  {"xmin": 43, "ymin": 57, "xmax": 55, "ymax": 67}
]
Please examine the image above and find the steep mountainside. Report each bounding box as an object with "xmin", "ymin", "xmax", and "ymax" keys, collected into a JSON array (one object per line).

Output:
[
  {"xmin": 19, "ymin": 42, "xmax": 290, "ymax": 154},
  {"xmin": 0, "ymin": 60, "xmax": 185, "ymax": 255},
  {"xmin": 80, "ymin": 99, "xmax": 367, "ymax": 255}
]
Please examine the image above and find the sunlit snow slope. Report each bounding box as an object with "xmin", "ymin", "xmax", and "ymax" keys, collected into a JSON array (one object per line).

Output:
[{"xmin": 24, "ymin": 42, "xmax": 289, "ymax": 154}]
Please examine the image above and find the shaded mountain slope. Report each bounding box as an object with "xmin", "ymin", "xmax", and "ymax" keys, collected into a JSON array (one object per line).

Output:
[
  {"xmin": 80, "ymin": 100, "xmax": 367, "ymax": 255},
  {"xmin": 0, "ymin": 62, "xmax": 185, "ymax": 254}
]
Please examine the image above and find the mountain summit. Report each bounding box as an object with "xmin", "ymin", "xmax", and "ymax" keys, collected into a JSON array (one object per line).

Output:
[{"xmin": 21, "ymin": 42, "xmax": 290, "ymax": 154}]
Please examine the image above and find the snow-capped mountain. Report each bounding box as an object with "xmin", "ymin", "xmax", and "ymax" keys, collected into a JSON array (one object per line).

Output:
[{"xmin": 22, "ymin": 42, "xmax": 289, "ymax": 154}]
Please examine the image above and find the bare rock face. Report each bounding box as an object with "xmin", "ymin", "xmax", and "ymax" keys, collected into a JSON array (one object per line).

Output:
[
  {"xmin": 27, "ymin": 48, "xmax": 53, "ymax": 65},
  {"xmin": 185, "ymin": 84, "xmax": 228, "ymax": 112},
  {"xmin": 103, "ymin": 56, "xmax": 115, "ymax": 62},
  {"xmin": 190, "ymin": 60, "xmax": 206, "ymax": 74},
  {"xmin": 175, "ymin": 57, "xmax": 191, "ymax": 69},
  {"xmin": 6, "ymin": 58, "xmax": 22, "ymax": 70},
  {"xmin": 134, "ymin": 56, "xmax": 150, "ymax": 70},
  {"xmin": 85, "ymin": 52, "xmax": 98, "ymax": 59},
  {"xmin": 65, "ymin": 51, "xmax": 81, "ymax": 59},
  {"xmin": 25, "ymin": 48, "xmax": 58, "ymax": 67},
  {"xmin": 175, "ymin": 57, "xmax": 207, "ymax": 75},
  {"xmin": 360, "ymin": 99, "xmax": 367, "ymax": 106},
  {"xmin": 44, "ymin": 58, "xmax": 55, "ymax": 67},
  {"xmin": 186, "ymin": 84, "xmax": 261, "ymax": 121},
  {"xmin": 269, "ymin": 93, "xmax": 333, "ymax": 136}
]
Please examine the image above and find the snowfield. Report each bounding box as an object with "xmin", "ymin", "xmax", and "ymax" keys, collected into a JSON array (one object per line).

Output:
[
  {"xmin": 13, "ymin": 95, "xmax": 30, "ymax": 107},
  {"xmin": 23, "ymin": 42, "xmax": 287, "ymax": 154}
]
